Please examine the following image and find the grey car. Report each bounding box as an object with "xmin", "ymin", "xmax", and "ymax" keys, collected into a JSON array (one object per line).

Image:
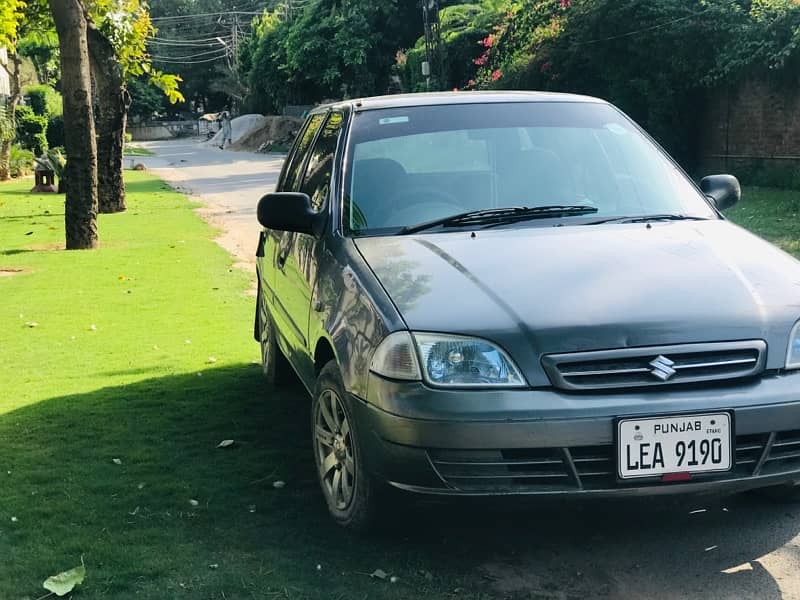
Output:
[{"xmin": 254, "ymin": 91, "xmax": 800, "ymax": 530}]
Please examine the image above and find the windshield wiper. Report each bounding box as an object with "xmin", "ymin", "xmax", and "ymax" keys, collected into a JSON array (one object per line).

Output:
[
  {"xmin": 397, "ymin": 205, "xmax": 599, "ymax": 235},
  {"xmin": 586, "ymin": 214, "xmax": 712, "ymax": 225}
]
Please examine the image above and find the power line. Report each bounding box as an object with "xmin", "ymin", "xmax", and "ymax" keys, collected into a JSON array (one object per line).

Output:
[
  {"xmin": 150, "ymin": 10, "xmax": 265, "ymax": 22},
  {"xmin": 574, "ymin": 9, "xmax": 710, "ymax": 46},
  {"xmin": 148, "ymin": 35, "xmax": 232, "ymax": 46},
  {"xmin": 150, "ymin": 47, "xmax": 230, "ymax": 60},
  {"xmin": 151, "ymin": 54, "xmax": 229, "ymax": 65}
]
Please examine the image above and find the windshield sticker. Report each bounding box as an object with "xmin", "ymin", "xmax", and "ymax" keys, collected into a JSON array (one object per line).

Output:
[{"xmin": 379, "ymin": 116, "xmax": 410, "ymax": 125}]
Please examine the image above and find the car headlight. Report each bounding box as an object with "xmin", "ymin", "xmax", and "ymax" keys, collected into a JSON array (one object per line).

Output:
[
  {"xmin": 788, "ymin": 321, "xmax": 800, "ymax": 370},
  {"xmin": 370, "ymin": 331, "xmax": 526, "ymax": 388}
]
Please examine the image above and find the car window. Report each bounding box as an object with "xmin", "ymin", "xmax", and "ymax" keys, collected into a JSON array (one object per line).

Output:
[
  {"xmin": 354, "ymin": 129, "xmax": 489, "ymax": 173},
  {"xmin": 344, "ymin": 102, "xmax": 716, "ymax": 235},
  {"xmin": 283, "ymin": 113, "xmax": 326, "ymax": 191},
  {"xmin": 299, "ymin": 111, "xmax": 344, "ymax": 212}
]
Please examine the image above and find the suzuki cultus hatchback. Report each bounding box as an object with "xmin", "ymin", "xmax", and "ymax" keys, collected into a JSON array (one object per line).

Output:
[{"xmin": 254, "ymin": 92, "xmax": 800, "ymax": 530}]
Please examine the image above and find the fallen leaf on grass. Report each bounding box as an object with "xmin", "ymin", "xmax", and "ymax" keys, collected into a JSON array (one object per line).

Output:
[
  {"xmin": 43, "ymin": 561, "xmax": 86, "ymax": 597},
  {"xmin": 217, "ymin": 439, "xmax": 234, "ymax": 448},
  {"xmin": 370, "ymin": 569, "xmax": 388, "ymax": 580}
]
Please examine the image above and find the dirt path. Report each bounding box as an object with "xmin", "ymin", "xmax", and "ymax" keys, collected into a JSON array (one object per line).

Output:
[
  {"xmin": 135, "ymin": 139, "xmax": 284, "ymax": 272},
  {"xmin": 133, "ymin": 138, "xmax": 800, "ymax": 600}
]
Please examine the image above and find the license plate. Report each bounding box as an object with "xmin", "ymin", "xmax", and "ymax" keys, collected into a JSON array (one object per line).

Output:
[{"xmin": 617, "ymin": 412, "xmax": 732, "ymax": 479}]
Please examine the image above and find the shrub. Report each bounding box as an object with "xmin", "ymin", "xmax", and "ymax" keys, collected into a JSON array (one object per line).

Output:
[
  {"xmin": 46, "ymin": 114, "xmax": 64, "ymax": 148},
  {"xmin": 15, "ymin": 105, "xmax": 49, "ymax": 156},
  {"xmin": 9, "ymin": 145, "xmax": 35, "ymax": 178},
  {"xmin": 0, "ymin": 105, "xmax": 14, "ymax": 144},
  {"xmin": 23, "ymin": 85, "xmax": 63, "ymax": 117}
]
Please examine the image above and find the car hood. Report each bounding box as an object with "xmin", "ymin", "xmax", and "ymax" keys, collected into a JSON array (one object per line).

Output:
[{"xmin": 354, "ymin": 221, "xmax": 800, "ymax": 385}]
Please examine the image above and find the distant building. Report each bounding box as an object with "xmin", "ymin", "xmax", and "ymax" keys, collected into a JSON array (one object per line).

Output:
[{"xmin": 0, "ymin": 48, "xmax": 10, "ymax": 104}]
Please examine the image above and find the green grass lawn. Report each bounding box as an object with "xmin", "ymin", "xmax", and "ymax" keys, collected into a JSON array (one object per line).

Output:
[
  {"xmin": 0, "ymin": 173, "xmax": 489, "ymax": 600},
  {"xmin": 726, "ymin": 186, "xmax": 800, "ymax": 258},
  {"xmin": 123, "ymin": 145, "xmax": 156, "ymax": 157},
  {"xmin": 1, "ymin": 178, "xmax": 799, "ymax": 600}
]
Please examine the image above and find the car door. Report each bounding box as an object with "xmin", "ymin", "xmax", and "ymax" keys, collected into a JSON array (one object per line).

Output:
[
  {"xmin": 257, "ymin": 113, "xmax": 326, "ymax": 345},
  {"xmin": 273, "ymin": 110, "xmax": 345, "ymax": 385}
]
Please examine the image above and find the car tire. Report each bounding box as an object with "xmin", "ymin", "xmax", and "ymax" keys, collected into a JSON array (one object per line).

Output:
[
  {"xmin": 257, "ymin": 287, "xmax": 291, "ymax": 386},
  {"xmin": 758, "ymin": 480, "xmax": 800, "ymax": 503},
  {"xmin": 312, "ymin": 360, "xmax": 383, "ymax": 532}
]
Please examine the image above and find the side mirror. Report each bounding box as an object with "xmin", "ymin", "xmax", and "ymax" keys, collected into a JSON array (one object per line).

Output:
[
  {"xmin": 257, "ymin": 192, "xmax": 320, "ymax": 236},
  {"xmin": 700, "ymin": 174, "xmax": 741, "ymax": 211}
]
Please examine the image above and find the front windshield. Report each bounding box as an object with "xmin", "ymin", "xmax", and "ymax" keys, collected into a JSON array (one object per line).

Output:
[{"xmin": 343, "ymin": 101, "xmax": 716, "ymax": 235}]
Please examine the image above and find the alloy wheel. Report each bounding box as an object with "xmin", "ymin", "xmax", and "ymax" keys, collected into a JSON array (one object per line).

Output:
[{"xmin": 314, "ymin": 389, "xmax": 355, "ymax": 510}]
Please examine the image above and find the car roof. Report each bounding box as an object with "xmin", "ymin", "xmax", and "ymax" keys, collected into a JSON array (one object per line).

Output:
[{"xmin": 312, "ymin": 90, "xmax": 606, "ymax": 114}]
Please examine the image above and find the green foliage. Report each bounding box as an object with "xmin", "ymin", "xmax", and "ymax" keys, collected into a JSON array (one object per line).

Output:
[
  {"xmin": 0, "ymin": 0, "xmax": 24, "ymax": 48},
  {"xmin": 128, "ymin": 75, "xmax": 167, "ymax": 119},
  {"xmin": 89, "ymin": 0, "xmax": 184, "ymax": 104},
  {"xmin": 15, "ymin": 104, "xmax": 48, "ymax": 155},
  {"xmin": 23, "ymin": 84, "xmax": 62, "ymax": 117},
  {"xmin": 399, "ymin": 1, "xmax": 509, "ymax": 91},
  {"xmin": 242, "ymin": 0, "xmax": 422, "ymax": 113},
  {"xmin": 17, "ymin": 28, "xmax": 60, "ymax": 84},
  {"xmin": 46, "ymin": 113, "xmax": 63, "ymax": 148},
  {"xmin": 45, "ymin": 146, "xmax": 65, "ymax": 179},
  {"xmin": 457, "ymin": 0, "xmax": 800, "ymax": 167},
  {"xmin": 9, "ymin": 144, "xmax": 34, "ymax": 177},
  {"xmin": 0, "ymin": 106, "xmax": 14, "ymax": 144}
]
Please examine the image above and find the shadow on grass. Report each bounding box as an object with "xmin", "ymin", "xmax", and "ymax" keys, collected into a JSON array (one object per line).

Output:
[
  {"xmin": 0, "ymin": 189, "xmax": 43, "ymax": 198},
  {"xmin": 0, "ymin": 365, "xmax": 797, "ymax": 598},
  {"xmin": 0, "ymin": 248, "xmax": 35, "ymax": 256},
  {"xmin": 0, "ymin": 213, "xmax": 63, "ymax": 222}
]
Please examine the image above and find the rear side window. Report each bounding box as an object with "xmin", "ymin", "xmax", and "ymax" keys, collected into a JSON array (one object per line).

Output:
[
  {"xmin": 299, "ymin": 112, "xmax": 344, "ymax": 212},
  {"xmin": 282, "ymin": 113, "xmax": 325, "ymax": 191}
]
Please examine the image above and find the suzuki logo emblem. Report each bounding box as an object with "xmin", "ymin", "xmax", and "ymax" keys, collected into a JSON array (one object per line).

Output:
[{"xmin": 649, "ymin": 355, "xmax": 677, "ymax": 381}]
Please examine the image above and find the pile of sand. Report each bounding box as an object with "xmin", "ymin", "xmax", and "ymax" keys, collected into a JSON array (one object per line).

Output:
[
  {"xmin": 204, "ymin": 114, "xmax": 267, "ymax": 148},
  {"xmin": 228, "ymin": 116, "xmax": 303, "ymax": 153}
]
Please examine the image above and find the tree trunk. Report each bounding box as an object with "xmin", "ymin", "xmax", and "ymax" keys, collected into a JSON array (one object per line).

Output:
[
  {"xmin": 0, "ymin": 53, "xmax": 22, "ymax": 181},
  {"xmin": 87, "ymin": 24, "xmax": 127, "ymax": 214},
  {"xmin": 49, "ymin": 0, "xmax": 98, "ymax": 250}
]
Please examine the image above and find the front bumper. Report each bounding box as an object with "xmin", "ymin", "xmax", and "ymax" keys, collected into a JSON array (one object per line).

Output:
[{"xmin": 351, "ymin": 371, "xmax": 800, "ymax": 496}]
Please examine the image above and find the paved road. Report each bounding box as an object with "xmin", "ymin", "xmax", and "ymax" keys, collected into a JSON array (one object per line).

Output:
[
  {"xmin": 136, "ymin": 139, "xmax": 284, "ymax": 270},
  {"xmin": 135, "ymin": 138, "xmax": 800, "ymax": 599}
]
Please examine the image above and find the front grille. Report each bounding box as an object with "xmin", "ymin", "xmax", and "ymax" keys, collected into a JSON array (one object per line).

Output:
[
  {"xmin": 761, "ymin": 429, "xmax": 800, "ymax": 476},
  {"xmin": 542, "ymin": 341, "xmax": 766, "ymax": 391},
  {"xmin": 428, "ymin": 429, "xmax": 800, "ymax": 493}
]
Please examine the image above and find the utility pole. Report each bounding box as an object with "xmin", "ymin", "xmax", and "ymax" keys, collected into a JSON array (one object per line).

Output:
[
  {"xmin": 228, "ymin": 9, "xmax": 240, "ymax": 114},
  {"xmin": 421, "ymin": 0, "xmax": 444, "ymax": 91}
]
